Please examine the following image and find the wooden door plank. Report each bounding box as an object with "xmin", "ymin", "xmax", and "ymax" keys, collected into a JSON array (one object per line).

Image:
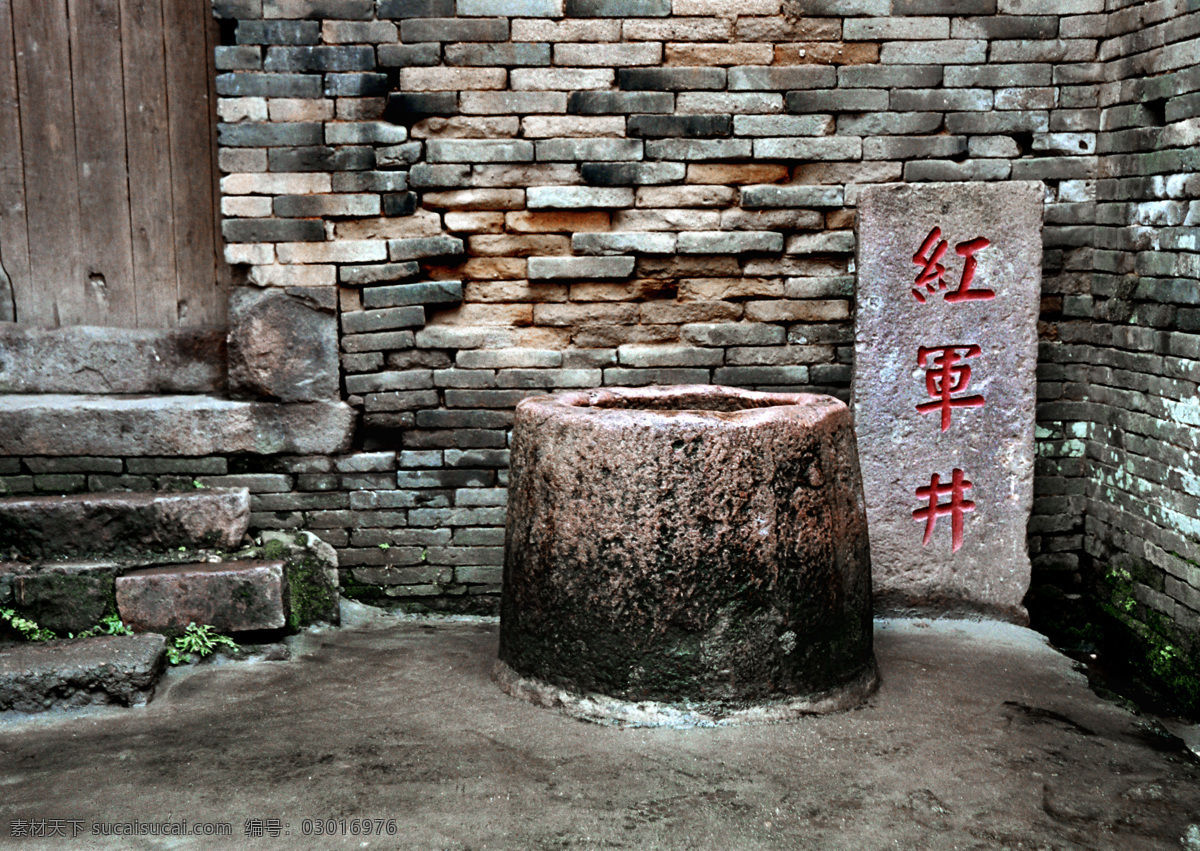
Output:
[
  {"xmin": 70, "ymin": 0, "xmax": 137, "ymax": 326},
  {"xmin": 0, "ymin": 0, "xmax": 30, "ymax": 323},
  {"xmin": 207, "ymin": 9, "xmax": 231, "ymax": 326},
  {"xmin": 11, "ymin": 0, "xmax": 84, "ymax": 327},
  {"xmin": 163, "ymin": 0, "xmax": 221, "ymax": 327},
  {"xmin": 121, "ymin": 0, "xmax": 177, "ymax": 328}
]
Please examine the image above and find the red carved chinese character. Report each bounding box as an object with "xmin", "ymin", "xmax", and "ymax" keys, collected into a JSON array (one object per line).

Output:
[
  {"xmin": 912, "ymin": 228, "xmax": 996, "ymax": 303},
  {"xmin": 911, "ymin": 227, "xmax": 949, "ymax": 302},
  {"xmin": 912, "ymin": 468, "xmax": 975, "ymax": 552},
  {"xmin": 916, "ymin": 344, "xmax": 985, "ymax": 431},
  {"xmin": 946, "ymin": 237, "xmax": 995, "ymax": 302}
]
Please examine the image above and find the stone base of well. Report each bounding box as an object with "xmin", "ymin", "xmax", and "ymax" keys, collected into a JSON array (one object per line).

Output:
[{"xmin": 499, "ymin": 385, "xmax": 876, "ymax": 716}]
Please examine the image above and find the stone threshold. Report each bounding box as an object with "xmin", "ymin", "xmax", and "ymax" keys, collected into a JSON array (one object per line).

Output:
[{"xmin": 0, "ymin": 395, "xmax": 355, "ymax": 456}]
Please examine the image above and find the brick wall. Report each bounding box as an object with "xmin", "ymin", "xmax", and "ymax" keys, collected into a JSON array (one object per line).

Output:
[{"xmin": 7, "ymin": 0, "xmax": 1194, "ymax": 678}]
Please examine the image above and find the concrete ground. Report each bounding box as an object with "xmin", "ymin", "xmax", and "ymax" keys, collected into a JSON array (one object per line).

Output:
[{"xmin": 2, "ymin": 610, "xmax": 1199, "ymax": 850}]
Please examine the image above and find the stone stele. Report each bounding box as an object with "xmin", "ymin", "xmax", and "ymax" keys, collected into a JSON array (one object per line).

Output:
[
  {"xmin": 499, "ymin": 385, "xmax": 876, "ymax": 725},
  {"xmin": 853, "ymin": 181, "xmax": 1043, "ymax": 623}
]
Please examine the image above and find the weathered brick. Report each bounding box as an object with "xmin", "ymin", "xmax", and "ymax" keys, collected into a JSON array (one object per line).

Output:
[
  {"xmin": 844, "ymin": 17, "xmax": 949, "ymax": 40},
  {"xmin": 617, "ymin": 344, "xmax": 723, "ymax": 367},
  {"xmin": 263, "ymin": 45, "xmax": 375, "ymax": 73},
  {"xmin": 274, "ymin": 194, "xmax": 380, "ymax": 218},
  {"xmin": 752, "ymin": 137, "xmax": 863, "ymax": 160},
  {"xmin": 506, "ymin": 211, "xmax": 612, "ymax": 232},
  {"xmin": 572, "ymin": 232, "xmax": 677, "ymax": 254},
  {"xmin": 774, "ymin": 42, "xmax": 881, "ymax": 65},
  {"xmin": 535, "ymin": 138, "xmax": 643, "ymax": 162},
  {"xmin": 218, "ymin": 122, "xmax": 322, "ymax": 147},
  {"xmin": 528, "ymin": 256, "xmax": 636, "ymax": 280},
  {"xmin": 268, "ymin": 146, "xmax": 375, "ymax": 172},
  {"xmin": 325, "ymin": 74, "xmax": 389, "ymax": 97},
  {"xmin": 739, "ymin": 185, "xmax": 844, "ymax": 208},
  {"xmin": 427, "ymin": 140, "xmax": 535, "ymax": 163},
  {"xmin": 460, "ymin": 92, "xmax": 567, "ymax": 114},
  {"xmin": 732, "ymin": 114, "xmax": 834, "ymax": 137},
  {"xmin": 785, "ymin": 89, "xmax": 888, "ymax": 113},
  {"xmin": 401, "ymin": 67, "xmax": 507, "ymax": 92},
  {"xmin": 222, "ymin": 219, "xmax": 325, "ymax": 243},
  {"xmin": 680, "ymin": 323, "xmax": 786, "ymax": 347},
  {"xmin": 236, "ymin": 20, "xmax": 320, "ymax": 44},
  {"xmin": 378, "ymin": 43, "xmax": 441, "ymax": 67},
  {"xmin": 555, "ymin": 43, "xmax": 662, "ymax": 67},
  {"xmin": 880, "ymin": 40, "xmax": 987, "ymax": 64},
  {"xmin": 420, "ymin": 189, "xmax": 526, "ymax": 210},
  {"xmin": 838, "ymin": 64, "xmax": 943, "ymax": 87},
  {"xmin": 891, "ymin": 88, "xmax": 993, "ymax": 111},
  {"xmin": 944, "ymin": 63, "xmax": 1052, "ymax": 87},
  {"xmin": 678, "ymin": 231, "xmax": 784, "ymax": 254},
  {"xmin": 401, "ymin": 18, "xmax": 509, "ymax": 43},
  {"xmin": 527, "ymin": 186, "xmax": 635, "ymax": 209},
  {"xmin": 511, "ymin": 68, "xmax": 614, "ymax": 91},
  {"xmin": 581, "ymin": 162, "xmax": 686, "ymax": 186},
  {"xmin": 446, "ymin": 43, "xmax": 552, "ymax": 67},
  {"xmin": 618, "ymin": 68, "xmax": 726, "ymax": 91},
  {"xmin": 644, "ymin": 139, "xmax": 752, "ymax": 161},
  {"xmin": 567, "ymin": 91, "xmax": 674, "ymax": 115},
  {"xmin": 714, "ymin": 365, "xmax": 810, "ymax": 385},
  {"xmin": 459, "ymin": 0, "xmax": 562, "ymax": 14},
  {"xmin": 628, "ymin": 114, "xmax": 732, "ymax": 138},
  {"xmin": 342, "ymin": 306, "xmax": 426, "ymax": 335},
  {"xmin": 565, "ymin": 0, "xmax": 670, "ymax": 15},
  {"xmin": 263, "ymin": 0, "xmax": 372, "ymax": 16},
  {"xmin": 218, "ymin": 73, "xmax": 322, "ymax": 99},
  {"xmin": 377, "ymin": 0, "xmax": 455, "ymax": 17}
]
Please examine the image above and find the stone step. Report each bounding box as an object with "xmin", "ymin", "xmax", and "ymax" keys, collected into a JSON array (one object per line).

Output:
[
  {"xmin": 0, "ymin": 394, "xmax": 353, "ymax": 456},
  {"xmin": 115, "ymin": 560, "xmax": 288, "ymax": 634},
  {"xmin": 0, "ymin": 633, "xmax": 167, "ymax": 713},
  {"xmin": 0, "ymin": 488, "xmax": 250, "ymax": 561}
]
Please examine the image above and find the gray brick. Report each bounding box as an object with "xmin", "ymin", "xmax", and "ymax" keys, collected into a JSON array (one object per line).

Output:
[
  {"xmin": 838, "ymin": 64, "xmax": 942, "ymax": 88},
  {"xmin": 342, "ymin": 352, "xmax": 385, "ymax": 372},
  {"xmin": 752, "ymin": 137, "xmax": 862, "ymax": 161},
  {"xmin": 535, "ymin": 138, "xmax": 643, "ymax": 162},
  {"xmin": 728, "ymin": 66, "xmax": 836, "ymax": 91},
  {"xmin": 581, "ymin": 162, "xmax": 685, "ymax": 186},
  {"xmin": 565, "ymin": 0, "xmax": 669, "ymax": 15},
  {"xmin": 126, "ymin": 457, "xmax": 228, "ymax": 475},
  {"xmin": 435, "ymin": 369, "xmax": 498, "ymax": 388},
  {"xmin": 628, "ymin": 114, "xmax": 731, "ymax": 138},
  {"xmin": 562, "ymin": 349, "xmax": 617, "ymax": 368},
  {"xmin": 340, "ymin": 263, "xmax": 421, "ymax": 286},
  {"xmin": 341, "ymin": 331, "xmax": 416, "ymax": 353},
  {"xmin": 714, "ymin": 365, "xmax": 810, "ymax": 385},
  {"xmin": 739, "ymin": 185, "xmax": 844, "ymax": 208},
  {"xmin": 222, "ymin": 219, "xmax": 324, "ymax": 243},
  {"xmin": 844, "ymin": 17, "xmax": 949, "ymax": 40},
  {"xmin": 457, "ymin": 349, "xmax": 562, "ymax": 369},
  {"xmin": 263, "ymin": 0, "xmax": 372, "ymax": 16},
  {"xmin": 893, "ymin": 0, "xmax": 993, "ymax": 12},
  {"xmin": 342, "ymin": 306, "xmax": 426, "ymax": 335},
  {"xmin": 864, "ymin": 135, "xmax": 968, "ymax": 159},
  {"xmin": 325, "ymin": 73, "xmax": 389, "ymax": 97},
  {"xmin": 324, "ymin": 122, "xmax": 408, "ymax": 146},
  {"xmin": 344, "ymin": 371, "xmax": 435, "ymax": 395},
  {"xmin": 572, "ymin": 232, "xmax": 676, "ymax": 255},
  {"xmin": 236, "ymin": 20, "xmax": 320, "ymax": 44},
  {"xmin": 528, "ymin": 256, "xmax": 635, "ymax": 279},
  {"xmin": 785, "ymin": 231, "xmax": 856, "ymax": 253},
  {"xmin": 603, "ymin": 368, "xmax": 711, "ymax": 386},
  {"xmin": 378, "ymin": 143, "xmax": 423, "ymax": 167},
  {"xmin": 944, "ymin": 63, "xmax": 1052, "ymax": 87},
  {"xmin": 945, "ymin": 111, "xmax": 1049, "ymax": 133},
  {"xmin": 838, "ymin": 112, "xmax": 942, "ymax": 135},
  {"xmin": 217, "ymin": 73, "xmax": 322, "ymax": 98},
  {"xmin": 881, "ymin": 40, "xmax": 987, "ymax": 64},
  {"xmin": 364, "ymin": 390, "xmax": 440, "ymax": 412},
  {"xmin": 681, "ymin": 323, "xmax": 785, "ymax": 347},
  {"xmin": 445, "ymin": 43, "xmax": 552, "ymax": 66},
  {"xmin": 387, "ymin": 236, "xmax": 465, "ymax": 261},
  {"xmin": 364, "ymin": 281, "xmax": 464, "ymax": 308},
  {"xmin": 376, "ymin": 0, "xmax": 454, "ymax": 16},
  {"xmin": 677, "ymin": 231, "xmax": 784, "ymax": 254},
  {"xmin": 444, "ymin": 449, "xmax": 510, "ymax": 468},
  {"xmin": 732, "ymin": 115, "xmax": 834, "ymax": 137},
  {"xmin": 216, "ymin": 46, "xmax": 263, "ymax": 70},
  {"xmin": 617, "ymin": 345, "xmax": 723, "ymax": 368},
  {"xmin": 526, "ymin": 186, "xmax": 635, "ymax": 209},
  {"xmin": 495, "ymin": 369, "xmax": 601, "ymax": 389},
  {"xmin": 273, "ymin": 194, "xmax": 380, "ymax": 217},
  {"xmin": 444, "ymin": 389, "xmax": 539, "ymax": 408},
  {"xmin": 459, "ymin": 92, "xmax": 566, "ymax": 115},
  {"xmin": 567, "ymin": 91, "xmax": 674, "ymax": 115},
  {"xmin": 951, "ymin": 14, "xmax": 1058, "ymax": 39},
  {"xmin": 618, "ymin": 68, "xmax": 726, "ymax": 92},
  {"xmin": 409, "ymin": 164, "xmax": 472, "ymax": 189},
  {"xmin": 218, "ymin": 122, "xmax": 322, "ymax": 147},
  {"xmin": 263, "ymin": 46, "xmax": 375, "ymax": 73},
  {"xmin": 645, "ymin": 139, "xmax": 752, "ymax": 161},
  {"xmin": 891, "ymin": 88, "xmax": 993, "ymax": 112},
  {"xmin": 377, "ymin": 43, "xmax": 441, "ymax": 68},
  {"xmin": 786, "ymin": 89, "xmax": 887, "ymax": 113},
  {"xmin": 384, "ymin": 193, "xmax": 418, "ymax": 217},
  {"xmin": 268, "ymin": 146, "xmax": 375, "ymax": 172},
  {"xmin": 904, "ymin": 159, "xmax": 1013, "ymax": 181},
  {"xmin": 333, "ymin": 171, "xmax": 409, "ymax": 193},
  {"xmin": 401, "ymin": 18, "xmax": 508, "ymax": 43},
  {"xmin": 214, "ymin": 0, "xmax": 262, "ymax": 17},
  {"xmin": 385, "ymin": 92, "xmax": 459, "ymax": 121},
  {"xmin": 427, "ymin": 140, "xmax": 535, "ymax": 164}
]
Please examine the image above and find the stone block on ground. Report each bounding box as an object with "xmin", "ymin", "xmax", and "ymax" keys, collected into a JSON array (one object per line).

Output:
[
  {"xmin": 227, "ymin": 286, "xmax": 339, "ymax": 402},
  {"xmin": 0, "ymin": 634, "xmax": 167, "ymax": 712},
  {"xmin": 852, "ymin": 181, "xmax": 1043, "ymax": 623},
  {"xmin": 12, "ymin": 563, "xmax": 121, "ymax": 634},
  {"xmin": 0, "ymin": 490, "xmax": 250, "ymax": 561},
  {"xmin": 259, "ymin": 531, "xmax": 341, "ymax": 628},
  {"xmin": 116, "ymin": 560, "xmax": 288, "ymax": 635}
]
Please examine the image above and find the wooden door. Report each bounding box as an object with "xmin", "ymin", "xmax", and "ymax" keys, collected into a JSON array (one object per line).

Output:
[{"xmin": 0, "ymin": 0, "xmax": 228, "ymax": 329}]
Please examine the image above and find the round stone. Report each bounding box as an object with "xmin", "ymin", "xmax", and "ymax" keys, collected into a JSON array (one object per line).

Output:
[{"xmin": 498, "ymin": 385, "xmax": 877, "ymax": 726}]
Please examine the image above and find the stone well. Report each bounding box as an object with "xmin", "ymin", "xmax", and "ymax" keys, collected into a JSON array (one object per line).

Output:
[{"xmin": 497, "ymin": 385, "xmax": 877, "ymax": 726}]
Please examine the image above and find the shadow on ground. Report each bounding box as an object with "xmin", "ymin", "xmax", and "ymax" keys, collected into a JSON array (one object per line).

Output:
[{"xmin": 2, "ymin": 615, "xmax": 1199, "ymax": 850}]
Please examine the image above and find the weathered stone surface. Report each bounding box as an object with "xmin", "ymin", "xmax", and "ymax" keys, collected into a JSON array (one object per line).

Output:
[
  {"xmin": 0, "ymin": 489, "xmax": 250, "ymax": 560},
  {"xmin": 259, "ymin": 530, "xmax": 341, "ymax": 628},
  {"xmin": 0, "ymin": 634, "xmax": 166, "ymax": 712},
  {"xmin": 116, "ymin": 560, "xmax": 288, "ymax": 634},
  {"xmin": 13, "ymin": 567, "xmax": 118, "ymax": 634},
  {"xmin": 501, "ymin": 385, "xmax": 875, "ymax": 710},
  {"xmin": 227, "ymin": 287, "xmax": 339, "ymax": 402},
  {"xmin": 0, "ymin": 323, "xmax": 225, "ymax": 394},
  {"xmin": 0, "ymin": 396, "xmax": 355, "ymax": 456},
  {"xmin": 853, "ymin": 181, "xmax": 1042, "ymax": 622}
]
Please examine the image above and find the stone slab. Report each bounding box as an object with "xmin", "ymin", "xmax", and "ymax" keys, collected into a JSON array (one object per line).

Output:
[
  {"xmin": 852, "ymin": 181, "xmax": 1042, "ymax": 622},
  {"xmin": 116, "ymin": 560, "xmax": 288, "ymax": 634},
  {"xmin": 0, "ymin": 489, "xmax": 250, "ymax": 560},
  {"xmin": 0, "ymin": 324, "xmax": 225, "ymax": 394},
  {"xmin": 227, "ymin": 287, "xmax": 339, "ymax": 402},
  {"xmin": 0, "ymin": 634, "xmax": 166, "ymax": 712},
  {"xmin": 0, "ymin": 395, "xmax": 355, "ymax": 456}
]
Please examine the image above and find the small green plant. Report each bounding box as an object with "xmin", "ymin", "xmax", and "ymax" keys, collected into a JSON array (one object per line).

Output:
[
  {"xmin": 166, "ymin": 622, "xmax": 240, "ymax": 665},
  {"xmin": 420, "ymin": 548, "xmax": 428, "ymax": 562},
  {"xmin": 74, "ymin": 614, "xmax": 134, "ymax": 639},
  {"xmin": 379, "ymin": 542, "xmax": 390, "ymax": 549},
  {"xmin": 0, "ymin": 608, "xmax": 56, "ymax": 642},
  {"xmin": 192, "ymin": 480, "xmax": 206, "ymax": 489}
]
